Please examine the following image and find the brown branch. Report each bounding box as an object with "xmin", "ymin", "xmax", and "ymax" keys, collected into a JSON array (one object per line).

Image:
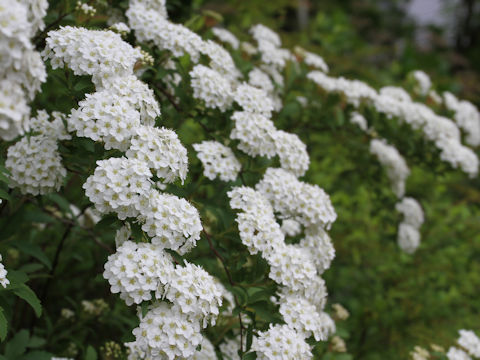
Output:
[{"xmin": 153, "ymin": 83, "xmax": 182, "ymax": 112}]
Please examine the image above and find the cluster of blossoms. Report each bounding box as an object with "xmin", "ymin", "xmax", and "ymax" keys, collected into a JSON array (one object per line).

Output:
[
  {"xmin": 193, "ymin": 141, "xmax": 241, "ymax": 181},
  {"xmin": 411, "ymin": 70, "xmax": 432, "ymax": 96},
  {"xmin": 294, "ymin": 46, "xmax": 329, "ymax": 73},
  {"xmin": 308, "ymin": 71, "xmax": 479, "ymax": 177},
  {"xmin": 76, "ymin": 1, "xmax": 96, "ymax": 16},
  {"xmin": 212, "ymin": 27, "xmax": 240, "ymax": 49},
  {"xmin": 228, "ymin": 168, "xmax": 337, "ymax": 357},
  {"xmin": 369, "ymin": 139, "xmax": 410, "ymax": 198},
  {"xmin": 6, "ymin": 111, "xmax": 70, "ymax": 195},
  {"xmin": 38, "ymin": 17, "xmax": 227, "ymax": 358},
  {"xmin": 443, "ymin": 91, "xmax": 480, "ymax": 147},
  {"xmin": 0, "ymin": 255, "xmax": 9, "ymax": 288},
  {"xmin": 395, "ymin": 197, "xmax": 424, "ymax": 253},
  {"xmin": 103, "ymin": 240, "xmax": 174, "ymax": 305},
  {"xmin": 444, "ymin": 330, "xmax": 480, "ymax": 360},
  {"xmin": 0, "ymin": 0, "xmax": 47, "ymax": 140}
]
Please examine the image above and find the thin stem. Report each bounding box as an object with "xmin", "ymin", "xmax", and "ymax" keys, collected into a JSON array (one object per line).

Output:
[{"xmin": 203, "ymin": 228, "xmax": 245, "ymax": 355}]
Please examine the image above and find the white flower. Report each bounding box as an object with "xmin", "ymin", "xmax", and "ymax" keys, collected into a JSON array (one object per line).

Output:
[
  {"xmin": 135, "ymin": 188, "xmax": 203, "ymax": 255},
  {"xmin": 458, "ymin": 330, "xmax": 480, "ymax": 358},
  {"xmin": 280, "ymin": 219, "xmax": 302, "ymax": 237},
  {"xmin": 190, "ymin": 65, "xmax": 234, "ymax": 111},
  {"xmin": 350, "ymin": 111, "xmax": 368, "ymax": 131},
  {"xmin": 234, "ymin": 83, "xmax": 274, "ymax": 118},
  {"xmin": 131, "ymin": 302, "xmax": 203, "ymax": 360},
  {"xmin": 127, "ymin": 3, "xmax": 203, "ymax": 62},
  {"xmin": 0, "ymin": 254, "xmax": 9, "ymax": 288},
  {"xmin": 397, "ymin": 223, "xmax": 420, "ymax": 254},
  {"xmin": 273, "ymin": 130, "xmax": 310, "ymax": 177},
  {"xmin": 126, "ymin": 125, "xmax": 188, "ymax": 183},
  {"xmin": 443, "ymin": 91, "xmax": 480, "ymax": 147},
  {"xmin": 412, "ymin": 70, "xmax": 432, "ymax": 96},
  {"xmin": 228, "ymin": 186, "xmax": 284, "ymax": 255},
  {"xmin": 212, "ymin": 27, "xmax": 239, "ymax": 49},
  {"xmin": 83, "ymin": 157, "xmax": 152, "ymax": 219},
  {"xmin": 6, "ymin": 135, "xmax": 66, "ymax": 196},
  {"xmin": 252, "ymin": 324, "xmax": 312, "ymax": 360},
  {"xmin": 103, "ymin": 241, "xmax": 174, "ymax": 306},
  {"xmin": 43, "ymin": 26, "xmax": 142, "ymax": 87},
  {"xmin": 279, "ymin": 295, "xmax": 334, "ymax": 341},
  {"xmin": 370, "ymin": 139, "xmax": 410, "ymax": 198},
  {"xmin": 396, "ymin": 197, "xmax": 424, "ymax": 229},
  {"xmin": 446, "ymin": 347, "xmax": 472, "ymax": 360},
  {"xmin": 299, "ymin": 225, "xmax": 335, "ymax": 274},
  {"xmin": 193, "ymin": 141, "xmax": 241, "ymax": 181},
  {"xmin": 230, "ymin": 111, "xmax": 277, "ymax": 158},
  {"xmin": 165, "ymin": 262, "xmax": 223, "ymax": 327},
  {"xmin": 192, "ymin": 337, "xmax": 217, "ymax": 359},
  {"xmin": 256, "ymin": 168, "xmax": 337, "ymax": 229}
]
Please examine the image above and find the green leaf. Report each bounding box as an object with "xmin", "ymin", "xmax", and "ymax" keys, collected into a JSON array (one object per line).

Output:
[
  {"xmin": 0, "ymin": 189, "xmax": 11, "ymax": 201},
  {"xmin": 85, "ymin": 345, "xmax": 97, "ymax": 360},
  {"xmin": 19, "ymin": 351, "xmax": 53, "ymax": 360},
  {"xmin": 0, "ymin": 307, "xmax": 7, "ymax": 342},
  {"xmin": 27, "ymin": 336, "xmax": 46, "ymax": 348},
  {"xmin": 12, "ymin": 284, "xmax": 42, "ymax": 317},
  {"xmin": 5, "ymin": 329, "xmax": 29, "ymax": 358},
  {"xmin": 6, "ymin": 270, "xmax": 29, "ymax": 287},
  {"xmin": 12, "ymin": 241, "xmax": 52, "ymax": 270},
  {"xmin": 242, "ymin": 352, "xmax": 256, "ymax": 360}
]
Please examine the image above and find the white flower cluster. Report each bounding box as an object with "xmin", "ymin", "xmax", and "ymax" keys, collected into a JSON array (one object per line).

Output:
[
  {"xmin": 412, "ymin": 70, "xmax": 432, "ymax": 96},
  {"xmin": 252, "ymin": 324, "xmax": 313, "ymax": 359},
  {"xmin": 250, "ymin": 24, "xmax": 293, "ymax": 70},
  {"xmin": 6, "ymin": 136, "xmax": 66, "ymax": 196},
  {"xmin": 43, "ymin": 26, "xmax": 142, "ymax": 88},
  {"xmin": 109, "ymin": 22, "xmax": 130, "ymax": 36},
  {"xmin": 369, "ymin": 139, "xmax": 410, "ymax": 198},
  {"xmin": 230, "ymin": 112, "xmax": 311, "ymax": 177},
  {"xmin": 76, "ymin": 1, "xmax": 96, "ymax": 16},
  {"xmin": 6, "ymin": 110, "xmax": 70, "ymax": 196},
  {"xmin": 350, "ymin": 111, "xmax": 369, "ymax": 131},
  {"xmin": 274, "ymin": 130, "xmax": 310, "ymax": 177},
  {"xmin": 126, "ymin": 125, "xmax": 188, "ymax": 183},
  {"xmin": 212, "ymin": 27, "xmax": 239, "ymax": 49},
  {"xmin": 457, "ymin": 330, "xmax": 480, "ymax": 358},
  {"xmin": 103, "ymin": 240, "xmax": 174, "ymax": 306},
  {"xmin": 193, "ymin": 141, "xmax": 241, "ymax": 181},
  {"xmin": 192, "ymin": 337, "xmax": 217, "ymax": 360},
  {"xmin": 230, "ymin": 111, "xmax": 277, "ymax": 158},
  {"xmin": 443, "ymin": 91, "xmax": 480, "ymax": 147},
  {"xmin": 248, "ymin": 67, "xmax": 275, "ymax": 98},
  {"xmin": 0, "ymin": 0, "xmax": 47, "ymax": 140},
  {"xmin": 308, "ymin": 71, "xmax": 479, "ymax": 177},
  {"xmin": 220, "ymin": 336, "xmax": 244, "ymax": 360},
  {"xmin": 127, "ymin": 0, "xmax": 240, "ymax": 83},
  {"xmin": 308, "ymin": 71, "xmax": 377, "ymax": 107},
  {"xmin": 228, "ymin": 167, "xmax": 337, "ymax": 357},
  {"xmin": 294, "ymin": 46, "xmax": 329, "ymax": 73},
  {"xmin": 256, "ymin": 168, "xmax": 337, "ymax": 228},
  {"xmin": 131, "ymin": 302, "xmax": 203, "ymax": 359},
  {"xmin": 0, "ymin": 255, "xmax": 9, "ymax": 288},
  {"xmin": 42, "ymin": 16, "xmax": 224, "ymax": 360},
  {"xmin": 234, "ymin": 83, "xmax": 274, "ymax": 117},
  {"xmin": 447, "ymin": 347, "xmax": 472, "ymax": 360},
  {"xmin": 395, "ymin": 197, "xmax": 424, "ymax": 254},
  {"xmin": 165, "ymin": 262, "xmax": 223, "ymax": 327},
  {"xmin": 190, "ymin": 65, "xmax": 233, "ymax": 111}
]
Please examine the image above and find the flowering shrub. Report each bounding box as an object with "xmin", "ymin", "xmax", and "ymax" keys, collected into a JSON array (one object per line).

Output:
[{"xmin": 0, "ymin": 0, "xmax": 479, "ymax": 359}]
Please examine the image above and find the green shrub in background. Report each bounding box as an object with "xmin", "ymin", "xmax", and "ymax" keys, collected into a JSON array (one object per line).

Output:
[{"xmin": 0, "ymin": 0, "xmax": 479, "ymax": 359}]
